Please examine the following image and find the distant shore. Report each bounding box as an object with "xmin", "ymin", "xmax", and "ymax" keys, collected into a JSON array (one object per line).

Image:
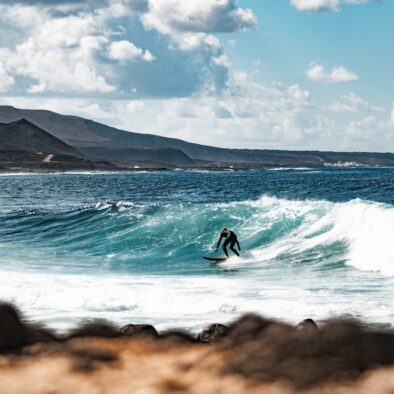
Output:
[{"xmin": 0, "ymin": 163, "xmax": 391, "ymax": 175}]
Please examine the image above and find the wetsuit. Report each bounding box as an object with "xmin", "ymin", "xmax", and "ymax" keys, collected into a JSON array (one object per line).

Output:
[{"xmin": 216, "ymin": 229, "xmax": 241, "ymax": 257}]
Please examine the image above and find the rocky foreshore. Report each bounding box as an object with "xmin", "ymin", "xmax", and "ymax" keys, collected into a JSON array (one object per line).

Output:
[{"xmin": 1, "ymin": 302, "xmax": 394, "ymax": 393}]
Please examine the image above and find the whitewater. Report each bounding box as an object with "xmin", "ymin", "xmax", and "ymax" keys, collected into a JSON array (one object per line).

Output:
[{"xmin": 0, "ymin": 169, "xmax": 393, "ymax": 331}]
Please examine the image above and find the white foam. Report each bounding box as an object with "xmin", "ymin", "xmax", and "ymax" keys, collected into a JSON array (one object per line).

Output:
[
  {"xmin": 1, "ymin": 267, "xmax": 393, "ymax": 332},
  {"xmin": 0, "ymin": 171, "xmax": 151, "ymax": 177},
  {"xmin": 0, "ymin": 172, "xmax": 45, "ymax": 177},
  {"xmin": 226, "ymin": 196, "xmax": 394, "ymax": 276},
  {"xmin": 330, "ymin": 200, "xmax": 394, "ymax": 275},
  {"xmin": 323, "ymin": 162, "xmax": 369, "ymax": 168},
  {"xmin": 92, "ymin": 200, "xmax": 135, "ymax": 211},
  {"xmin": 268, "ymin": 167, "xmax": 311, "ymax": 171}
]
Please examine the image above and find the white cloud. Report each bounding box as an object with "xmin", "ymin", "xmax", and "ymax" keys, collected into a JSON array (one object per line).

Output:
[
  {"xmin": 290, "ymin": 0, "xmax": 380, "ymax": 12},
  {"xmin": 141, "ymin": 0, "xmax": 256, "ymax": 50},
  {"xmin": 341, "ymin": 105, "xmax": 394, "ymax": 149},
  {"xmin": 344, "ymin": 0, "xmax": 380, "ymax": 3},
  {"xmin": 345, "ymin": 115, "xmax": 376, "ymax": 137},
  {"xmin": 108, "ymin": 40, "xmax": 155, "ymax": 62},
  {"xmin": 141, "ymin": 0, "xmax": 257, "ymax": 50},
  {"xmin": 0, "ymin": 10, "xmax": 116, "ymax": 93},
  {"xmin": 306, "ymin": 62, "xmax": 359, "ymax": 83},
  {"xmin": 0, "ymin": 1, "xmax": 256, "ymax": 97},
  {"xmin": 0, "ymin": 62, "xmax": 15, "ymax": 92},
  {"xmin": 329, "ymin": 93, "xmax": 384, "ymax": 113},
  {"xmin": 0, "ymin": 0, "xmax": 147, "ymax": 13},
  {"xmin": 390, "ymin": 103, "xmax": 394, "ymax": 128},
  {"xmin": 290, "ymin": 0, "xmax": 339, "ymax": 12},
  {"xmin": 98, "ymin": 81, "xmax": 355, "ymax": 149},
  {"xmin": 109, "ymin": 79, "xmax": 315, "ymax": 147},
  {"xmin": 142, "ymin": 0, "xmax": 257, "ymax": 35}
]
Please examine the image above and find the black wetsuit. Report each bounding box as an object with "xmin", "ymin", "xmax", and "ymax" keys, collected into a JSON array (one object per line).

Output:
[{"xmin": 216, "ymin": 230, "xmax": 241, "ymax": 257}]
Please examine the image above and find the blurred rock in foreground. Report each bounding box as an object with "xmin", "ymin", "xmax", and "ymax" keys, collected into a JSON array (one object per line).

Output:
[{"xmin": 1, "ymin": 303, "xmax": 394, "ymax": 393}]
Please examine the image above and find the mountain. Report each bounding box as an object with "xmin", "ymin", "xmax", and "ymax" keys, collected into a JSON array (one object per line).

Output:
[
  {"xmin": 0, "ymin": 119, "xmax": 118, "ymax": 172},
  {"xmin": 1, "ymin": 105, "xmax": 394, "ymax": 168},
  {"xmin": 0, "ymin": 119, "xmax": 82, "ymax": 156},
  {"xmin": 0, "ymin": 106, "xmax": 198, "ymax": 168}
]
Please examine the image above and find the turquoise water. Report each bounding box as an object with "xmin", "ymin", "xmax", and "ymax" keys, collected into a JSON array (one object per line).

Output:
[{"xmin": 0, "ymin": 168, "xmax": 393, "ymax": 331}]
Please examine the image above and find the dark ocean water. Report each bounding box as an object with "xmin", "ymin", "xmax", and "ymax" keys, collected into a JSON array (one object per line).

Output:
[{"xmin": 0, "ymin": 168, "xmax": 393, "ymax": 331}]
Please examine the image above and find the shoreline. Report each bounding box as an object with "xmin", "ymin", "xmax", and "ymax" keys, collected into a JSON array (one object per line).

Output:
[
  {"xmin": 0, "ymin": 164, "xmax": 392, "ymax": 176},
  {"xmin": 1, "ymin": 303, "xmax": 394, "ymax": 393}
]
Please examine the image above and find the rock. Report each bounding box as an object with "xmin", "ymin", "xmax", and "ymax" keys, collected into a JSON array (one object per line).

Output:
[
  {"xmin": 222, "ymin": 314, "xmax": 274, "ymax": 347},
  {"xmin": 0, "ymin": 303, "xmax": 25, "ymax": 351},
  {"xmin": 0, "ymin": 303, "xmax": 58, "ymax": 352},
  {"xmin": 120, "ymin": 324, "xmax": 158, "ymax": 339},
  {"xmin": 223, "ymin": 317, "xmax": 394, "ymax": 389},
  {"xmin": 24, "ymin": 325, "xmax": 58, "ymax": 345},
  {"xmin": 159, "ymin": 330, "xmax": 196, "ymax": 344},
  {"xmin": 297, "ymin": 318, "xmax": 319, "ymax": 331},
  {"xmin": 197, "ymin": 324, "xmax": 229, "ymax": 343},
  {"xmin": 66, "ymin": 322, "xmax": 120, "ymax": 340}
]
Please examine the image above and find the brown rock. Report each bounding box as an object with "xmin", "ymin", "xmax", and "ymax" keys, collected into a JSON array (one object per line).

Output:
[
  {"xmin": 120, "ymin": 324, "xmax": 158, "ymax": 338},
  {"xmin": 0, "ymin": 303, "xmax": 25, "ymax": 351},
  {"xmin": 197, "ymin": 324, "xmax": 229, "ymax": 343},
  {"xmin": 66, "ymin": 322, "xmax": 120, "ymax": 340},
  {"xmin": 297, "ymin": 318, "xmax": 319, "ymax": 331}
]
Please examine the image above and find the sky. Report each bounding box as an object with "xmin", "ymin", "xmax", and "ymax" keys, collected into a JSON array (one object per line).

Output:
[{"xmin": 0, "ymin": 0, "xmax": 393, "ymax": 152}]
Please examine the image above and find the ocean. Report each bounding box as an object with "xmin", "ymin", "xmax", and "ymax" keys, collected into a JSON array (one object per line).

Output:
[{"xmin": 1, "ymin": 168, "xmax": 393, "ymax": 332}]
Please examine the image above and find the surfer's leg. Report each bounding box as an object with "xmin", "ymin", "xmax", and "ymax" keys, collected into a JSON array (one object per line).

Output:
[
  {"xmin": 230, "ymin": 240, "xmax": 239, "ymax": 256},
  {"xmin": 222, "ymin": 238, "xmax": 230, "ymax": 257}
]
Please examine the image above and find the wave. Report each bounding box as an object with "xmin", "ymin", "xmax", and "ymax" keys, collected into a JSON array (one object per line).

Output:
[
  {"xmin": 0, "ymin": 196, "xmax": 393, "ymax": 276},
  {"xmin": 244, "ymin": 197, "xmax": 394, "ymax": 276},
  {"xmin": 267, "ymin": 167, "xmax": 312, "ymax": 171},
  {"xmin": 1, "ymin": 195, "xmax": 394, "ymax": 330}
]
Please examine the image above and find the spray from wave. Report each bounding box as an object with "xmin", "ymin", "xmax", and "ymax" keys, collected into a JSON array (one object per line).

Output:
[{"xmin": 244, "ymin": 196, "xmax": 394, "ymax": 276}]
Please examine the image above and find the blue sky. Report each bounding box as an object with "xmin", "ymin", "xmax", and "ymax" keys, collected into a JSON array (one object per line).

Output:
[
  {"xmin": 0, "ymin": 0, "xmax": 393, "ymax": 152},
  {"xmin": 234, "ymin": 1, "xmax": 393, "ymax": 105}
]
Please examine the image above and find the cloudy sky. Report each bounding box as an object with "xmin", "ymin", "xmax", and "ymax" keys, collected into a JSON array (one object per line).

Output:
[{"xmin": 0, "ymin": 0, "xmax": 393, "ymax": 151}]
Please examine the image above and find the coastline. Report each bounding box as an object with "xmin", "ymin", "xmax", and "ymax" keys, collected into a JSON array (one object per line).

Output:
[
  {"xmin": 1, "ymin": 303, "xmax": 394, "ymax": 393},
  {"xmin": 0, "ymin": 163, "xmax": 391, "ymax": 176}
]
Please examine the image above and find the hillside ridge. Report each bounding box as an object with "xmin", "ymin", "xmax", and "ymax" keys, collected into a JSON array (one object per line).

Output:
[{"xmin": 1, "ymin": 105, "xmax": 394, "ymax": 169}]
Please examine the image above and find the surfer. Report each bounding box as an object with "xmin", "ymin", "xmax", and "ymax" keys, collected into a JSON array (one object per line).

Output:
[{"xmin": 216, "ymin": 228, "xmax": 241, "ymax": 257}]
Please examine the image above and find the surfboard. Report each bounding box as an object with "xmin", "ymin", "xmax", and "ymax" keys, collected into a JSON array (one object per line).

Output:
[{"xmin": 203, "ymin": 256, "xmax": 228, "ymax": 262}]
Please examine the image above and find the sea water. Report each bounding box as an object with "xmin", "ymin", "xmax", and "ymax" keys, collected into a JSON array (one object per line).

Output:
[{"xmin": 0, "ymin": 168, "xmax": 393, "ymax": 332}]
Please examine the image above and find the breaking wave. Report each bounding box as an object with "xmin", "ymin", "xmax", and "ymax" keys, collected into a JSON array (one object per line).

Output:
[{"xmin": 1, "ymin": 195, "xmax": 393, "ymax": 276}]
